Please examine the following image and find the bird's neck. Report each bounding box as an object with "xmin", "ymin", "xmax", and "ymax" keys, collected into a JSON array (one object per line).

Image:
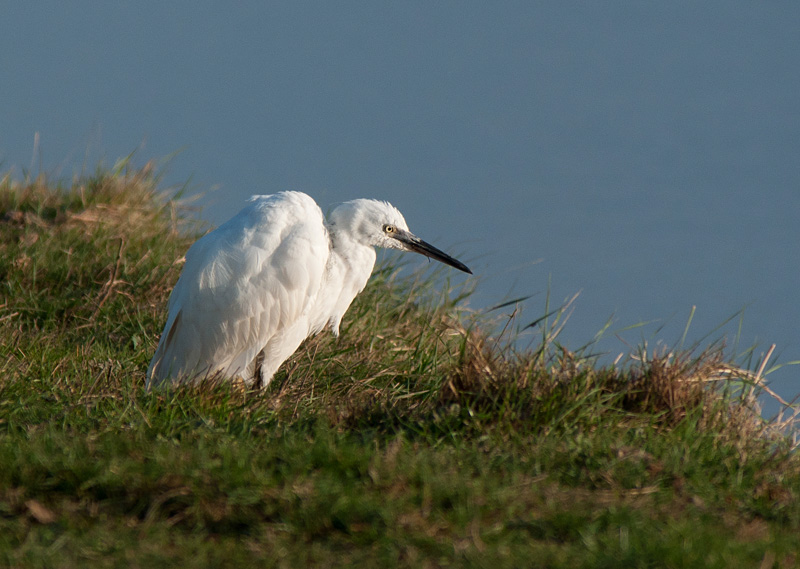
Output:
[
  {"xmin": 329, "ymin": 230, "xmax": 377, "ymax": 275},
  {"xmin": 314, "ymin": 229, "xmax": 377, "ymax": 335}
]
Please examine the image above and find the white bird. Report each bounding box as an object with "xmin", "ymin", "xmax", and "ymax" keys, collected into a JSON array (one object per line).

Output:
[{"xmin": 147, "ymin": 191, "xmax": 471, "ymax": 389}]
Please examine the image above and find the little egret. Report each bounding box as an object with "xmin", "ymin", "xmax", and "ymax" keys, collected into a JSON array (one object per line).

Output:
[{"xmin": 147, "ymin": 191, "xmax": 471, "ymax": 389}]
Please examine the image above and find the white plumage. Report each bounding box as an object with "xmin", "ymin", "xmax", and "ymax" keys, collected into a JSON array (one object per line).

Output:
[{"xmin": 147, "ymin": 191, "xmax": 471, "ymax": 389}]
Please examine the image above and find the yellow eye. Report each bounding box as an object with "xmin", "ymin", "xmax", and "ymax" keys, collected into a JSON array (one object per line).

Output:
[{"xmin": 384, "ymin": 224, "xmax": 396, "ymax": 234}]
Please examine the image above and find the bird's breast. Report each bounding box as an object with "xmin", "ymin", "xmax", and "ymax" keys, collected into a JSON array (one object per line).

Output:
[{"xmin": 308, "ymin": 243, "xmax": 376, "ymax": 336}]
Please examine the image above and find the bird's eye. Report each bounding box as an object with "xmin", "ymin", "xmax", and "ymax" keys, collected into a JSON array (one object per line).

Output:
[{"xmin": 383, "ymin": 224, "xmax": 396, "ymax": 233}]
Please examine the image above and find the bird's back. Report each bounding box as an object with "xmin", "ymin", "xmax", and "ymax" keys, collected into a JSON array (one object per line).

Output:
[{"xmin": 147, "ymin": 191, "xmax": 331, "ymax": 387}]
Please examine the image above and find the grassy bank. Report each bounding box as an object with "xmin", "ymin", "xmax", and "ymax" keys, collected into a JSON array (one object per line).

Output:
[{"xmin": 0, "ymin": 164, "xmax": 798, "ymax": 567}]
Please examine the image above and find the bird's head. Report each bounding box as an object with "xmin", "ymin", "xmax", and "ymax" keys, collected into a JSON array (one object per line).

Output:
[{"xmin": 329, "ymin": 199, "xmax": 472, "ymax": 274}]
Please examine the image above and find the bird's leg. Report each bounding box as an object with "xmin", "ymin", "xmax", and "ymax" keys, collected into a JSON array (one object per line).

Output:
[{"xmin": 253, "ymin": 349, "xmax": 265, "ymax": 389}]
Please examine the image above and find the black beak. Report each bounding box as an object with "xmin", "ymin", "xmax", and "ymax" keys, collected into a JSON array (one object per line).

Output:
[{"xmin": 393, "ymin": 229, "xmax": 472, "ymax": 274}]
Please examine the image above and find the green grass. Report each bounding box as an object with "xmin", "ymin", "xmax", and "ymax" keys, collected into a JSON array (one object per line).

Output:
[{"xmin": 0, "ymin": 163, "xmax": 798, "ymax": 567}]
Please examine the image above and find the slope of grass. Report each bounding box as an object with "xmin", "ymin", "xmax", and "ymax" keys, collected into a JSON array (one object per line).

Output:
[{"xmin": 0, "ymin": 164, "xmax": 798, "ymax": 568}]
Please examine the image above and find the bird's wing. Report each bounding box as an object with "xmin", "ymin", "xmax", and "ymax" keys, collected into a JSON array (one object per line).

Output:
[{"xmin": 147, "ymin": 192, "xmax": 330, "ymax": 386}]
